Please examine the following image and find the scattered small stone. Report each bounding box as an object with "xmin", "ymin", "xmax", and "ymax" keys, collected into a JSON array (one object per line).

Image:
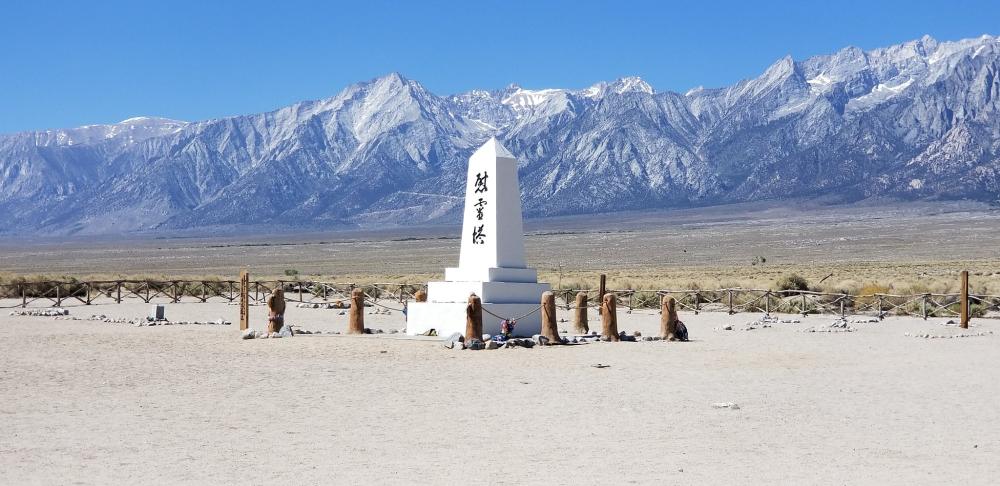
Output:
[
  {"xmin": 591, "ymin": 364, "xmax": 610, "ymax": 369},
  {"xmin": 712, "ymin": 402, "xmax": 740, "ymax": 410},
  {"xmin": 241, "ymin": 329, "xmax": 257, "ymax": 339},
  {"xmin": 484, "ymin": 339, "xmax": 498, "ymax": 350},
  {"xmin": 466, "ymin": 339, "xmax": 485, "ymax": 351}
]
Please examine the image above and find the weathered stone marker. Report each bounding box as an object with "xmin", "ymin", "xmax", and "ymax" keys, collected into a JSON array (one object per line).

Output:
[
  {"xmin": 348, "ymin": 288, "xmax": 365, "ymax": 334},
  {"xmin": 601, "ymin": 293, "xmax": 619, "ymax": 341},
  {"xmin": 661, "ymin": 296, "xmax": 678, "ymax": 341},
  {"xmin": 573, "ymin": 292, "xmax": 588, "ymax": 334},
  {"xmin": 540, "ymin": 291, "xmax": 560, "ymax": 343},
  {"xmin": 239, "ymin": 270, "xmax": 249, "ymax": 331},
  {"xmin": 466, "ymin": 294, "xmax": 483, "ymax": 341},
  {"xmin": 960, "ymin": 270, "xmax": 970, "ymax": 329}
]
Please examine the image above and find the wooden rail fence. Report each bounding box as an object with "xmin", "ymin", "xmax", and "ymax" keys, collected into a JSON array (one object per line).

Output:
[{"xmin": 2, "ymin": 280, "xmax": 994, "ymax": 320}]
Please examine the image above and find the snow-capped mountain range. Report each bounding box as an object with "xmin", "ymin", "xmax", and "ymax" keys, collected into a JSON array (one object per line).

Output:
[{"xmin": 2, "ymin": 34, "xmax": 999, "ymax": 235}]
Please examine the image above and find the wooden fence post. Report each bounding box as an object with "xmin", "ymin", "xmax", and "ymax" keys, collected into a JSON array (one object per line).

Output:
[
  {"xmin": 56, "ymin": 283, "xmax": 62, "ymax": 307},
  {"xmin": 540, "ymin": 291, "xmax": 560, "ymax": 343},
  {"xmin": 764, "ymin": 291, "xmax": 770, "ymax": 315},
  {"xmin": 573, "ymin": 292, "xmax": 588, "ymax": 334},
  {"xmin": 960, "ymin": 270, "xmax": 969, "ymax": 329},
  {"xmin": 922, "ymin": 294, "xmax": 928, "ymax": 320},
  {"xmin": 598, "ymin": 274, "xmax": 606, "ymax": 304},
  {"xmin": 601, "ymin": 293, "xmax": 619, "ymax": 341},
  {"xmin": 348, "ymin": 288, "xmax": 365, "ymax": 334},
  {"xmin": 21, "ymin": 284, "xmax": 26, "ymax": 308},
  {"xmin": 239, "ymin": 271, "xmax": 249, "ymax": 331},
  {"xmin": 465, "ymin": 294, "xmax": 482, "ymax": 342},
  {"xmin": 801, "ymin": 292, "xmax": 807, "ymax": 316},
  {"xmin": 661, "ymin": 296, "xmax": 678, "ymax": 341},
  {"xmin": 728, "ymin": 290, "xmax": 734, "ymax": 315}
]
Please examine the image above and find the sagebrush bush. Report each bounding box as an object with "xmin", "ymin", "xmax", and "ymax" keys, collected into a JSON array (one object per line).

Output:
[{"xmin": 774, "ymin": 274, "xmax": 810, "ymax": 291}]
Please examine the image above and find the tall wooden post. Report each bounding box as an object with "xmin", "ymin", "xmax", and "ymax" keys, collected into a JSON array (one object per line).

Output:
[
  {"xmin": 348, "ymin": 288, "xmax": 365, "ymax": 334},
  {"xmin": 661, "ymin": 296, "xmax": 678, "ymax": 341},
  {"xmin": 116, "ymin": 281, "xmax": 122, "ymax": 304},
  {"xmin": 573, "ymin": 292, "xmax": 588, "ymax": 334},
  {"xmin": 465, "ymin": 294, "xmax": 483, "ymax": 342},
  {"xmin": 960, "ymin": 270, "xmax": 970, "ymax": 329},
  {"xmin": 727, "ymin": 290, "xmax": 734, "ymax": 315},
  {"xmin": 20, "ymin": 284, "xmax": 26, "ymax": 308},
  {"xmin": 598, "ymin": 274, "xmax": 606, "ymax": 304},
  {"xmin": 239, "ymin": 271, "xmax": 249, "ymax": 331},
  {"xmin": 540, "ymin": 291, "xmax": 560, "ymax": 343},
  {"xmin": 56, "ymin": 283, "xmax": 61, "ymax": 307},
  {"xmin": 601, "ymin": 293, "xmax": 619, "ymax": 341}
]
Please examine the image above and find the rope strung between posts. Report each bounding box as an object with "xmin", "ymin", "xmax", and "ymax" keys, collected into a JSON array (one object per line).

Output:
[
  {"xmin": 481, "ymin": 304, "xmax": 543, "ymax": 323},
  {"xmin": 364, "ymin": 298, "xmax": 406, "ymax": 313}
]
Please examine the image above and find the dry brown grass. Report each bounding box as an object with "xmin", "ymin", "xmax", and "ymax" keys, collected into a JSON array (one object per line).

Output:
[{"xmin": 6, "ymin": 260, "xmax": 998, "ymax": 297}]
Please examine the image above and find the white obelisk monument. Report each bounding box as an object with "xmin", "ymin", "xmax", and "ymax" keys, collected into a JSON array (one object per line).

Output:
[{"xmin": 406, "ymin": 138, "xmax": 550, "ymax": 337}]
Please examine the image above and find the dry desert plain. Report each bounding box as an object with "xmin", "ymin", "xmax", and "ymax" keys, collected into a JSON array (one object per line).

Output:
[
  {"xmin": 2, "ymin": 202, "xmax": 1000, "ymax": 484},
  {"xmin": 1, "ymin": 301, "xmax": 998, "ymax": 484}
]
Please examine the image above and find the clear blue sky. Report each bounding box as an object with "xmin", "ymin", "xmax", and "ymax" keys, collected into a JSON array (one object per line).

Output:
[{"xmin": 1, "ymin": 0, "xmax": 996, "ymax": 134}]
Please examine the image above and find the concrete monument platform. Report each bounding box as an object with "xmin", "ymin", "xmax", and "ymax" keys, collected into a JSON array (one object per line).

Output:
[{"xmin": 406, "ymin": 138, "xmax": 550, "ymax": 337}]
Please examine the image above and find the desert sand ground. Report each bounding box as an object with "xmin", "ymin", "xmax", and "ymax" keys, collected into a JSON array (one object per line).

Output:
[{"xmin": 2, "ymin": 298, "xmax": 997, "ymax": 485}]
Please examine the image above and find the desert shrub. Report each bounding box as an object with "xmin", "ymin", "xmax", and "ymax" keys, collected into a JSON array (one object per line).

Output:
[{"xmin": 774, "ymin": 274, "xmax": 810, "ymax": 291}]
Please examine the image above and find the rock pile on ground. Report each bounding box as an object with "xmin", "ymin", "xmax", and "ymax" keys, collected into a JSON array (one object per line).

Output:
[
  {"xmin": 294, "ymin": 302, "xmax": 348, "ymax": 309},
  {"xmin": 800, "ymin": 318, "xmax": 856, "ymax": 333},
  {"xmin": 19, "ymin": 311, "xmax": 232, "ymax": 327},
  {"xmin": 718, "ymin": 314, "xmax": 798, "ymax": 331},
  {"xmin": 904, "ymin": 330, "xmax": 994, "ymax": 339},
  {"xmin": 10, "ymin": 308, "xmax": 69, "ymax": 317}
]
